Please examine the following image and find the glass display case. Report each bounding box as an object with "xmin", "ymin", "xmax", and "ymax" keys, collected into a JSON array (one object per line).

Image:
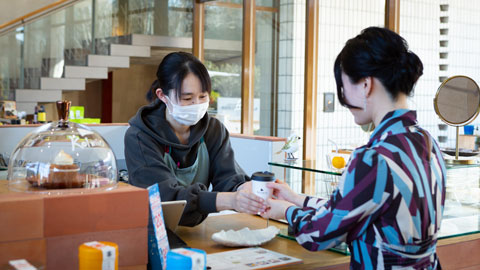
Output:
[
  {"xmin": 269, "ymin": 159, "xmax": 480, "ymax": 254},
  {"xmin": 7, "ymin": 101, "xmax": 117, "ymax": 193}
]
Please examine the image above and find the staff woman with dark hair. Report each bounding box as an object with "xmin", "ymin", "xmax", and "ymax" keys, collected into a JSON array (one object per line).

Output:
[
  {"xmin": 125, "ymin": 52, "xmax": 267, "ymax": 227},
  {"xmin": 262, "ymin": 27, "xmax": 446, "ymax": 269}
]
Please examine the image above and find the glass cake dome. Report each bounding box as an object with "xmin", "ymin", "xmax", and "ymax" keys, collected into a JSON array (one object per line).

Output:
[{"xmin": 7, "ymin": 101, "xmax": 117, "ymax": 193}]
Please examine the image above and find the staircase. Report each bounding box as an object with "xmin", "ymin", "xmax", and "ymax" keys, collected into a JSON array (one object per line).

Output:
[
  {"xmin": 14, "ymin": 34, "xmax": 241, "ymax": 114},
  {"xmin": 14, "ymin": 36, "xmax": 156, "ymax": 114}
]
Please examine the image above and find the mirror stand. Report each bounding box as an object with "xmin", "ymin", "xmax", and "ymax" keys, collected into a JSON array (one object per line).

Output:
[
  {"xmin": 445, "ymin": 126, "xmax": 474, "ymax": 165},
  {"xmin": 434, "ymin": 75, "xmax": 480, "ymax": 166}
]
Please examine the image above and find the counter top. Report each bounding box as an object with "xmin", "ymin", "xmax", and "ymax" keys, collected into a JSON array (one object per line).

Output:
[
  {"xmin": 176, "ymin": 212, "xmax": 480, "ymax": 269},
  {"xmin": 176, "ymin": 213, "xmax": 350, "ymax": 269}
]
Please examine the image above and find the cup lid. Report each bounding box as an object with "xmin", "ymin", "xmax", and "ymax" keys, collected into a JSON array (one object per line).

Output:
[{"xmin": 251, "ymin": 171, "xmax": 275, "ymax": 181}]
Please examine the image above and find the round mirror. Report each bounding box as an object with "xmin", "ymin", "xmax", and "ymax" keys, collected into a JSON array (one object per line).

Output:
[
  {"xmin": 433, "ymin": 75, "xmax": 480, "ymax": 164},
  {"xmin": 434, "ymin": 75, "xmax": 480, "ymax": 126}
]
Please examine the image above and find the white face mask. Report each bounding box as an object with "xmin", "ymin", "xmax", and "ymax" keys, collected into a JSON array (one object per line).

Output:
[{"xmin": 164, "ymin": 95, "xmax": 209, "ymax": 126}]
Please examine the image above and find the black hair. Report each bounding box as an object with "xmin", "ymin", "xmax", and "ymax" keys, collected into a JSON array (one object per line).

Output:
[
  {"xmin": 334, "ymin": 27, "xmax": 423, "ymax": 109},
  {"xmin": 150, "ymin": 52, "xmax": 211, "ymax": 101},
  {"xmin": 145, "ymin": 80, "xmax": 159, "ymax": 102}
]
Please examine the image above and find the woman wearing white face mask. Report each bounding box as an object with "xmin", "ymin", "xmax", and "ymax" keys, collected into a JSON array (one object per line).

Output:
[{"xmin": 125, "ymin": 52, "xmax": 267, "ymax": 227}]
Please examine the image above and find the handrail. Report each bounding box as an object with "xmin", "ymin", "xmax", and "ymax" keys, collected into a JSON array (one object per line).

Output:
[{"xmin": 0, "ymin": 0, "xmax": 79, "ymax": 35}]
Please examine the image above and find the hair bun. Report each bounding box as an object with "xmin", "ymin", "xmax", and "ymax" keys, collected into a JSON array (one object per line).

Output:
[
  {"xmin": 405, "ymin": 51, "xmax": 423, "ymax": 77},
  {"xmin": 391, "ymin": 51, "xmax": 423, "ymax": 95},
  {"xmin": 334, "ymin": 27, "xmax": 423, "ymax": 104},
  {"xmin": 399, "ymin": 52, "xmax": 408, "ymax": 67}
]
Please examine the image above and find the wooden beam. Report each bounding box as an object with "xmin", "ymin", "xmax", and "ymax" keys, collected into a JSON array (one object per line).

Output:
[
  {"xmin": 205, "ymin": 2, "xmax": 243, "ymax": 9},
  {"xmin": 302, "ymin": 0, "xmax": 319, "ymax": 194},
  {"xmin": 385, "ymin": 0, "xmax": 400, "ymax": 33},
  {"xmin": 241, "ymin": 0, "xmax": 255, "ymax": 135},
  {"xmin": 255, "ymin": 6, "xmax": 278, "ymax": 13},
  {"xmin": 0, "ymin": 0, "xmax": 75, "ymax": 32},
  {"xmin": 193, "ymin": 1, "xmax": 205, "ymax": 62},
  {"xmin": 204, "ymin": 2, "xmax": 277, "ymax": 13}
]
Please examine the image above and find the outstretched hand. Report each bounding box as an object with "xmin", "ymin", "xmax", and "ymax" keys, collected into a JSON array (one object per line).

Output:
[
  {"xmin": 267, "ymin": 180, "xmax": 305, "ymax": 206},
  {"xmin": 261, "ymin": 198, "xmax": 295, "ymax": 220}
]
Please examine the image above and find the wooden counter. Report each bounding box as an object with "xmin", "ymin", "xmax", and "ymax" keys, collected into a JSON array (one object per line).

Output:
[
  {"xmin": 176, "ymin": 212, "xmax": 480, "ymax": 270},
  {"xmin": 2, "ymin": 178, "xmax": 479, "ymax": 269},
  {"xmin": 176, "ymin": 213, "xmax": 351, "ymax": 270},
  {"xmin": 0, "ymin": 180, "xmax": 148, "ymax": 270}
]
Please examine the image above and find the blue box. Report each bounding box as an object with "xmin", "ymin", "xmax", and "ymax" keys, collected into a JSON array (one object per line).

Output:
[{"xmin": 464, "ymin": 125, "xmax": 474, "ymax": 135}]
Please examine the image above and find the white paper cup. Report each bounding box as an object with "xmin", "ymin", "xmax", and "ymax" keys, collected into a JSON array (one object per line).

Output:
[{"xmin": 251, "ymin": 171, "xmax": 275, "ymax": 201}]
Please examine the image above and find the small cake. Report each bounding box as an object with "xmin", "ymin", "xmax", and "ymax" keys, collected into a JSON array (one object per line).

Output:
[
  {"xmin": 26, "ymin": 150, "xmax": 82, "ymax": 189},
  {"xmin": 47, "ymin": 150, "xmax": 81, "ymax": 189}
]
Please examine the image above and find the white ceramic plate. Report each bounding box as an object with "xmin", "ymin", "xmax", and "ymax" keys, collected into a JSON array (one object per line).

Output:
[{"xmin": 211, "ymin": 226, "xmax": 280, "ymax": 247}]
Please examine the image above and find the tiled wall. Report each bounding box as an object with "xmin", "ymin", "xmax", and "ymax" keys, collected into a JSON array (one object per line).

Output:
[
  {"xmin": 277, "ymin": 0, "xmax": 306, "ymax": 141},
  {"xmin": 401, "ymin": 0, "xmax": 480, "ymax": 149},
  {"xmin": 277, "ymin": 0, "xmax": 306, "ymax": 193},
  {"xmin": 401, "ymin": 0, "xmax": 444, "ymax": 147},
  {"xmin": 315, "ymin": 0, "xmax": 385, "ymax": 165}
]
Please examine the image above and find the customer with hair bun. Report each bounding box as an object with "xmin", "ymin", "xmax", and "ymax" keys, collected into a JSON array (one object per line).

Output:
[{"xmin": 262, "ymin": 27, "xmax": 446, "ymax": 269}]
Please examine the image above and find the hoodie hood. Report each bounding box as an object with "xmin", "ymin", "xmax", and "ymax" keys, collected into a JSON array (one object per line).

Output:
[{"xmin": 128, "ymin": 99, "xmax": 209, "ymax": 150}]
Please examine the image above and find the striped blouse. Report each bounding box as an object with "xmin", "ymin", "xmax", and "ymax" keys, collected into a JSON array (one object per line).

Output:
[{"xmin": 286, "ymin": 110, "xmax": 446, "ymax": 269}]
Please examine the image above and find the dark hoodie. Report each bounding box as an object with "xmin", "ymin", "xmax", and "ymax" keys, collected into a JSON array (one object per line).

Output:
[{"xmin": 125, "ymin": 99, "xmax": 249, "ymax": 226}]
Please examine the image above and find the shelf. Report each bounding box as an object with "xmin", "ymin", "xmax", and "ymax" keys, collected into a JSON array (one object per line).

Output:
[
  {"xmin": 269, "ymin": 159, "xmax": 480, "ymax": 241},
  {"xmin": 268, "ymin": 160, "xmax": 342, "ymax": 176},
  {"xmin": 270, "ymin": 159, "xmax": 480, "ymax": 173},
  {"xmin": 445, "ymin": 162, "xmax": 480, "ymax": 169}
]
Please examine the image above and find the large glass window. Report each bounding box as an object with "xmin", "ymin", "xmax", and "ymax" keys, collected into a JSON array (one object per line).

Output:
[
  {"xmin": 204, "ymin": 1, "xmax": 278, "ymax": 135},
  {"xmin": 165, "ymin": 0, "xmax": 193, "ymax": 37},
  {"xmin": 0, "ymin": 29, "xmax": 22, "ymax": 100},
  {"xmin": 255, "ymin": 3, "xmax": 278, "ymax": 135},
  {"xmin": 204, "ymin": 1, "xmax": 243, "ymax": 133},
  {"xmin": 94, "ymin": 0, "xmax": 192, "ymax": 54},
  {"xmin": 22, "ymin": 0, "xmax": 92, "ymax": 89}
]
